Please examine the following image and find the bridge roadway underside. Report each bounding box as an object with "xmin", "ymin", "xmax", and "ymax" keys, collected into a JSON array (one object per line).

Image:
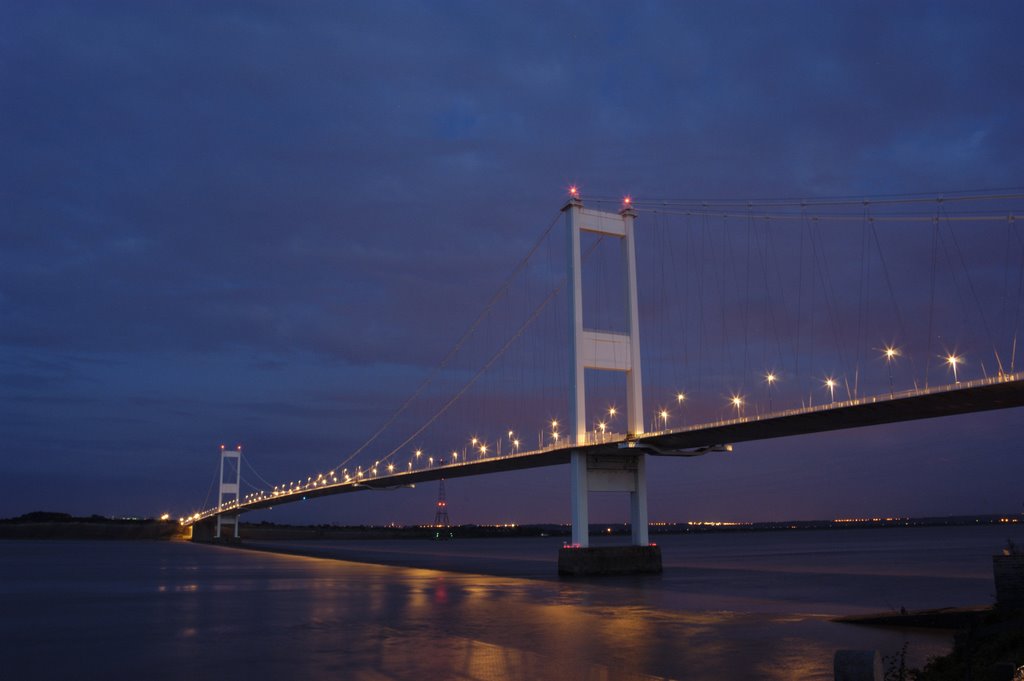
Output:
[{"xmin": 223, "ymin": 376, "xmax": 1024, "ymax": 516}]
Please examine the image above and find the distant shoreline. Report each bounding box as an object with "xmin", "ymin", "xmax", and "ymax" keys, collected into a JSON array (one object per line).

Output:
[
  {"xmin": 2, "ymin": 511, "xmax": 1019, "ymax": 541},
  {"xmin": 0, "ymin": 512, "xmax": 184, "ymax": 540},
  {"xmin": 225, "ymin": 512, "xmax": 1024, "ymax": 542}
]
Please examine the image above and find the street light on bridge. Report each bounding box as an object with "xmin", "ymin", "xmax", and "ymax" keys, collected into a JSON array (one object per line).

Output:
[
  {"xmin": 730, "ymin": 394, "xmax": 744, "ymax": 418},
  {"xmin": 824, "ymin": 377, "xmax": 837, "ymax": 403},
  {"xmin": 883, "ymin": 346, "xmax": 900, "ymax": 396},
  {"xmin": 658, "ymin": 409, "xmax": 669, "ymax": 430},
  {"xmin": 946, "ymin": 353, "xmax": 962, "ymax": 383},
  {"xmin": 606, "ymin": 407, "xmax": 618, "ymax": 433},
  {"xmin": 764, "ymin": 372, "xmax": 777, "ymax": 411}
]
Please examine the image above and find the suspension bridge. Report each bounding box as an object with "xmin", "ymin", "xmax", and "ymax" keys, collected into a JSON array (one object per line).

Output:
[{"xmin": 184, "ymin": 188, "xmax": 1024, "ymax": 573}]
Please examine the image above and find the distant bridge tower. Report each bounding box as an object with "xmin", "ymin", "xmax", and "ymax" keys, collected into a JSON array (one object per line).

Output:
[
  {"xmin": 563, "ymin": 191, "xmax": 647, "ymax": 549},
  {"xmin": 216, "ymin": 444, "xmax": 241, "ymax": 540}
]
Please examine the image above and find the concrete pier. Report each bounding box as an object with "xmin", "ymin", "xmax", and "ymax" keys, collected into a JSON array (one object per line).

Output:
[
  {"xmin": 994, "ymin": 554, "xmax": 1024, "ymax": 609},
  {"xmin": 189, "ymin": 518, "xmax": 241, "ymax": 543},
  {"xmin": 557, "ymin": 545, "xmax": 662, "ymax": 576}
]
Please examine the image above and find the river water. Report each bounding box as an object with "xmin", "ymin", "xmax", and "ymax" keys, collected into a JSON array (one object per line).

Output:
[{"xmin": 1, "ymin": 524, "xmax": 1019, "ymax": 680}]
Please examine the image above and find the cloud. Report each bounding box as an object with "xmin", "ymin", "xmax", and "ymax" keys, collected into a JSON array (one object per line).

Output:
[{"xmin": 1, "ymin": 0, "xmax": 1022, "ymax": 521}]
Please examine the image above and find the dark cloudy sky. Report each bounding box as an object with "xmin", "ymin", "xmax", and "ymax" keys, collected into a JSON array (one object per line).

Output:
[{"xmin": 2, "ymin": 1, "xmax": 1023, "ymax": 526}]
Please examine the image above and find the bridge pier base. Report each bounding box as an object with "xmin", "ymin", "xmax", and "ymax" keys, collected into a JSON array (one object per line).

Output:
[
  {"xmin": 189, "ymin": 518, "xmax": 241, "ymax": 543},
  {"xmin": 558, "ymin": 545, "xmax": 662, "ymax": 576}
]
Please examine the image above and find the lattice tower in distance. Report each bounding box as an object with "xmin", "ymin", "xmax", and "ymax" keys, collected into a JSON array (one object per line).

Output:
[{"xmin": 434, "ymin": 478, "xmax": 450, "ymax": 527}]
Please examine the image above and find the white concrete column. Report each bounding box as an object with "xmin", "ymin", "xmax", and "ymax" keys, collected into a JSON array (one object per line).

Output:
[
  {"xmin": 570, "ymin": 451, "xmax": 589, "ymax": 547},
  {"xmin": 566, "ymin": 197, "xmax": 586, "ymax": 445},
  {"xmin": 621, "ymin": 206, "xmax": 645, "ymax": 438},
  {"xmin": 565, "ymin": 197, "xmax": 587, "ymax": 547},
  {"xmin": 630, "ymin": 453, "xmax": 649, "ymax": 545}
]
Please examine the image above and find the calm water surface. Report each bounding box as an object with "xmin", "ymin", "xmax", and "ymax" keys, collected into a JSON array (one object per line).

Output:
[{"xmin": 2, "ymin": 525, "xmax": 1019, "ymax": 680}]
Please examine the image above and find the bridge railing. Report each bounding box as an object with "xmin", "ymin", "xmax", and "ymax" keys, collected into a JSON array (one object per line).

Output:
[{"xmin": 641, "ymin": 370, "xmax": 1024, "ymax": 437}]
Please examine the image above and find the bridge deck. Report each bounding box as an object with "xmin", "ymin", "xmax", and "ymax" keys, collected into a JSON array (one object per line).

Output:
[
  {"xmin": 639, "ymin": 372, "xmax": 1024, "ymax": 453},
  {"xmin": 189, "ymin": 373, "xmax": 1024, "ymax": 523}
]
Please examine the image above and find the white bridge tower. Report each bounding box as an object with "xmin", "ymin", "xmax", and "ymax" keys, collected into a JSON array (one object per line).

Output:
[
  {"xmin": 563, "ymin": 191, "xmax": 648, "ymax": 549},
  {"xmin": 215, "ymin": 444, "xmax": 241, "ymax": 539}
]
